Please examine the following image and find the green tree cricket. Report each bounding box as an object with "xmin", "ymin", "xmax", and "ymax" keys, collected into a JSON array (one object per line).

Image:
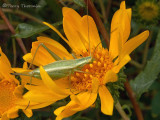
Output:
[
  {"xmin": 12, "ymin": 43, "xmax": 94, "ymax": 80},
  {"xmin": 12, "ymin": 10, "xmax": 97, "ymax": 81}
]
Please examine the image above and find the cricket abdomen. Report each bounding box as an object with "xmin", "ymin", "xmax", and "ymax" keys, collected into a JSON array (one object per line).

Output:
[{"xmin": 29, "ymin": 56, "xmax": 93, "ymax": 80}]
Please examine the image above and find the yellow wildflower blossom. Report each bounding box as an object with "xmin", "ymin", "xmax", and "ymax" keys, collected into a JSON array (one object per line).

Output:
[
  {"xmin": 16, "ymin": 1, "xmax": 149, "ymax": 120},
  {"xmin": 0, "ymin": 48, "xmax": 32, "ymax": 120}
]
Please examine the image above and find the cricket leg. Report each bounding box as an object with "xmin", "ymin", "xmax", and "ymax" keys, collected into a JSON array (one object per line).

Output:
[
  {"xmin": 28, "ymin": 43, "xmax": 62, "ymax": 69},
  {"xmin": 25, "ymin": 101, "xmax": 30, "ymax": 110},
  {"xmin": 68, "ymin": 71, "xmax": 81, "ymax": 104},
  {"xmin": 68, "ymin": 71, "xmax": 74, "ymax": 94}
]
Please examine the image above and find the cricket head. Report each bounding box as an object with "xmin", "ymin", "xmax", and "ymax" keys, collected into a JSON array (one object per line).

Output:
[
  {"xmin": 85, "ymin": 56, "xmax": 94, "ymax": 63},
  {"xmin": 75, "ymin": 56, "xmax": 93, "ymax": 69}
]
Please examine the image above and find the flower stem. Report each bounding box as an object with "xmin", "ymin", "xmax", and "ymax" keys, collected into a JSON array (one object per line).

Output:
[
  {"xmin": 2, "ymin": 8, "xmax": 43, "ymax": 24},
  {"xmin": 124, "ymin": 80, "xmax": 144, "ymax": 120},
  {"xmin": 105, "ymin": 0, "xmax": 112, "ymax": 20},
  {"xmin": 98, "ymin": 0, "xmax": 106, "ymax": 23},
  {"xmin": 12, "ymin": 38, "xmax": 16, "ymax": 67},
  {"xmin": 84, "ymin": 0, "xmax": 110, "ymax": 48},
  {"xmin": 142, "ymin": 31, "xmax": 152, "ymax": 68},
  {"xmin": 115, "ymin": 101, "xmax": 130, "ymax": 120},
  {"xmin": 0, "ymin": 7, "xmax": 27, "ymax": 54},
  {"xmin": 129, "ymin": 60, "xmax": 143, "ymax": 69}
]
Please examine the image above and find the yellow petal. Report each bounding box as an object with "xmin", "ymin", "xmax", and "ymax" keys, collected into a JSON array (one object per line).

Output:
[
  {"xmin": 0, "ymin": 48, "xmax": 18, "ymax": 82},
  {"xmin": 14, "ymin": 85, "xmax": 24, "ymax": 98},
  {"xmin": 113, "ymin": 55, "xmax": 131, "ymax": 73},
  {"xmin": 40, "ymin": 66, "xmax": 71, "ymax": 95},
  {"xmin": 16, "ymin": 99, "xmax": 39, "ymax": 110},
  {"xmin": 54, "ymin": 78, "xmax": 70, "ymax": 89},
  {"xmin": 16, "ymin": 99, "xmax": 52, "ymax": 110},
  {"xmin": 23, "ymin": 53, "xmax": 41, "ymax": 66},
  {"xmin": 103, "ymin": 70, "xmax": 118, "ymax": 84},
  {"xmin": 109, "ymin": 9, "xmax": 122, "ymax": 59},
  {"xmin": 22, "ymin": 109, "xmax": 33, "ymax": 118},
  {"xmin": 120, "ymin": 1, "xmax": 131, "ymax": 44},
  {"xmin": 121, "ymin": 9, "xmax": 131, "ymax": 44},
  {"xmin": 28, "ymin": 101, "xmax": 55, "ymax": 109},
  {"xmin": 54, "ymin": 106, "xmax": 65, "ymax": 116},
  {"xmin": 92, "ymin": 77, "xmax": 99, "ymax": 93},
  {"xmin": 23, "ymin": 91, "xmax": 58, "ymax": 103},
  {"xmin": 109, "ymin": 5, "xmax": 131, "ymax": 58},
  {"xmin": 7, "ymin": 108, "xmax": 19, "ymax": 119},
  {"xmin": 31, "ymin": 42, "xmax": 55, "ymax": 65},
  {"xmin": 72, "ymin": 91, "xmax": 97, "ymax": 111},
  {"xmin": 55, "ymin": 109, "xmax": 77, "ymax": 120},
  {"xmin": 63, "ymin": 7, "xmax": 87, "ymax": 54},
  {"xmin": 55, "ymin": 99, "xmax": 79, "ymax": 120},
  {"xmin": 1, "ymin": 113, "xmax": 9, "ymax": 120},
  {"xmin": 70, "ymin": 94, "xmax": 81, "ymax": 105},
  {"xmin": 62, "ymin": 7, "xmax": 81, "ymax": 31},
  {"xmin": 23, "ymin": 62, "xmax": 28, "ymax": 69},
  {"xmin": 120, "ymin": 1, "xmax": 126, "ymax": 9},
  {"xmin": 80, "ymin": 15, "xmax": 102, "ymax": 50},
  {"xmin": 24, "ymin": 85, "xmax": 66, "ymax": 103},
  {"xmin": 22, "ymin": 76, "xmax": 44, "ymax": 86},
  {"xmin": 63, "ymin": 17, "xmax": 86, "ymax": 54},
  {"xmin": 12, "ymin": 68, "xmax": 31, "ymax": 73},
  {"xmin": 74, "ymin": 92, "xmax": 90, "ymax": 105},
  {"xmin": 43, "ymin": 22, "xmax": 69, "ymax": 45},
  {"xmin": 24, "ymin": 38, "xmax": 70, "ymax": 66},
  {"xmin": 99, "ymin": 86, "xmax": 114, "ymax": 115},
  {"xmin": 0, "ymin": 47, "xmax": 11, "ymax": 68},
  {"xmin": 119, "ymin": 30, "xmax": 149, "ymax": 60},
  {"xmin": 37, "ymin": 36, "xmax": 72, "ymax": 59},
  {"xmin": 55, "ymin": 91, "xmax": 97, "ymax": 120}
]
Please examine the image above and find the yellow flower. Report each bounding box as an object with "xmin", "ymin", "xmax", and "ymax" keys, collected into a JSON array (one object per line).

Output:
[
  {"xmin": 138, "ymin": 0, "xmax": 159, "ymax": 21},
  {"xmin": 0, "ymin": 48, "xmax": 32, "ymax": 120},
  {"xmin": 134, "ymin": 0, "xmax": 160, "ymax": 24},
  {"xmin": 13, "ymin": 63, "xmax": 71, "ymax": 111},
  {"xmin": 18, "ymin": 1, "xmax": 149, "ymax": 120}
]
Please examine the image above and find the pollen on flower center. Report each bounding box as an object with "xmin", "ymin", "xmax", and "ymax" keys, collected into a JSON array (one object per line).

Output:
[
  {"xmin": 71, "ymin": 48, "xmax": 114, "ymax": 92},
  {"xmin": 0, "ymin": 80, "xmax": 17, "ymax": 115}
]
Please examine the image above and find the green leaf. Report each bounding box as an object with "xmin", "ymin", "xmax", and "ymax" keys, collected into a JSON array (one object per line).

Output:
[
  {"xmin": 14, "ymin": 21, "xmax": 62, "ymax": 38},
  {"xmin": 152, "ymin": 92, "xmax": 160, "ymax": 115},
  {"xmin": 73, "ymin": 0, "xmax": 85, "ymax": 7},
  {"xmin": 130, "ymin": 30, "xmax": 160, "ymax": 99}
]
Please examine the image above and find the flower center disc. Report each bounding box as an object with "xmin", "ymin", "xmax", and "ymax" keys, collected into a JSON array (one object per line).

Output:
[
  {"xmin": 0, "ymin": 80, "xmax": 17, "ymax": 115},
  {"xmin": 71, "ymin": 48, "xmax": 114, "ymax": 92}
]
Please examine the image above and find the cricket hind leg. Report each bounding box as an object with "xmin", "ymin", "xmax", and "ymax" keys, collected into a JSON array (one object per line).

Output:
[
  {"xmin": 27, "ymin": 43, "xmax": 62, "ymax": 84},
  {"xmin": 28, "ymin": 43, "xmax": 62, "ymax": 69},
  {"xmin": 68, "ymin": 71, "xmax": 74, "ymax": 94}
]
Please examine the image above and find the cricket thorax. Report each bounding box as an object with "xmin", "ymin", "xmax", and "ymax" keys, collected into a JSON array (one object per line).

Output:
[{"xmin": 70, "ymin": 48, "xmax": 114, "ymax": 92}]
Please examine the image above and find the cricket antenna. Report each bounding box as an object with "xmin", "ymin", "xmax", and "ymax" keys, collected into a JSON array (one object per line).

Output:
[
  {"xmin": 86, "ymin": 0, "xmax": 91, "ymax": 57},
  {"xmin": 10, "ymin": 72, "xmax": 32, "ymax": 77}
]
